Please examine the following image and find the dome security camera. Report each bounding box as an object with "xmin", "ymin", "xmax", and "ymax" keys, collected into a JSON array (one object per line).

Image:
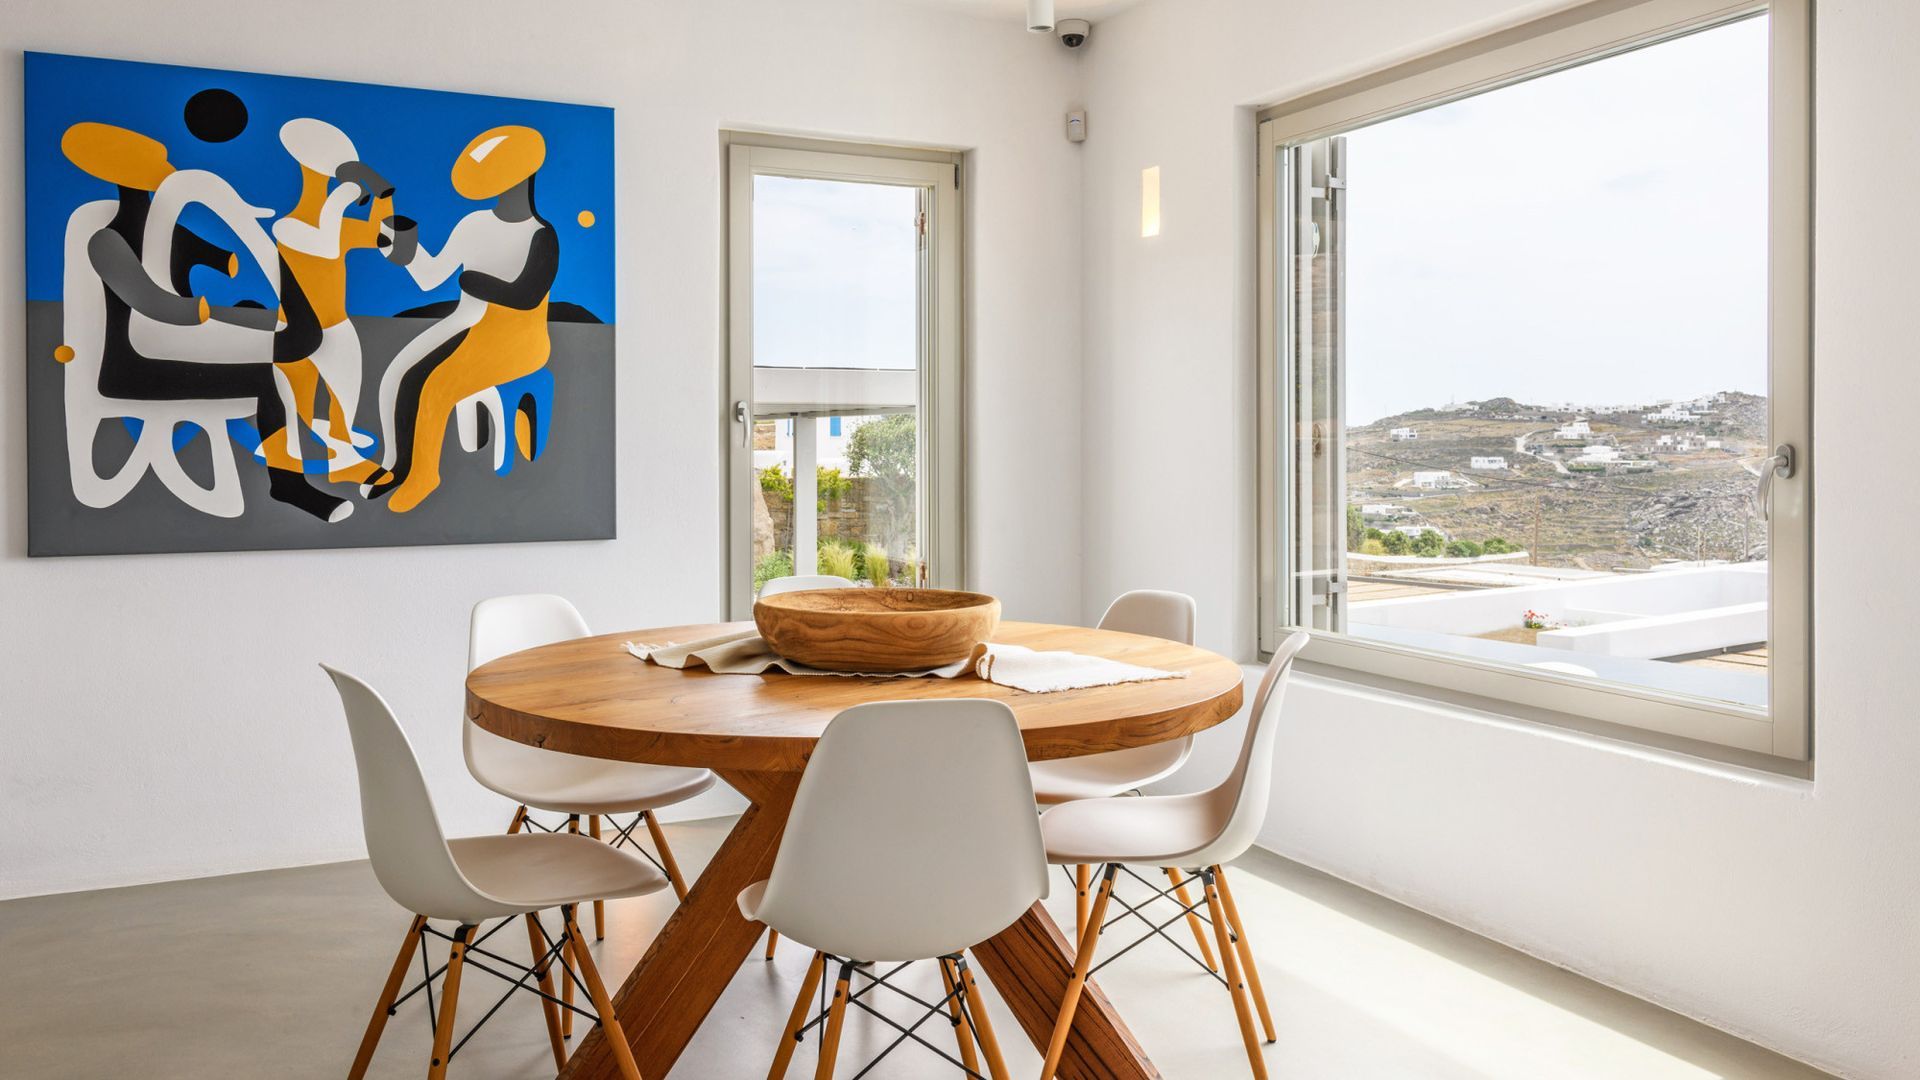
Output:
[{"xmin": 1058, "ymin": 18, "xmax": 1091, "ymax": 47}]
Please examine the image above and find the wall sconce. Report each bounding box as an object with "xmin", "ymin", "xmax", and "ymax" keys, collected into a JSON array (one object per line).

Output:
[{"xmin": 1141, "ymin": 166, "xmax": 1161, "ymax": 238}]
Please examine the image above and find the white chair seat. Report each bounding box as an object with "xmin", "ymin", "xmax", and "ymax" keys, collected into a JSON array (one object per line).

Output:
[
  {"xmin": 1028, "ymin": 739, "xmax": 1193, "ymax": 804},
  {"xmin": 445, "ymin": 833, "xmax": 668, "ymax": 917},
  {"xmin": 1039, "ymin": 789, "xmax": 1228, "ymax": 868},
  {"xmin": 473, "ymin": 756, "xmax": 717, "ymax": 815}
]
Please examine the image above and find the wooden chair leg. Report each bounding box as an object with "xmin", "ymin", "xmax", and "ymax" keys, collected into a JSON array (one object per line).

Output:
[
  {"xmin": 642, "ymin": 811, "xmax": 692, "ymax": 901},
  {"xmin": 524, "ymin": 913, "xmax": 568, "ymax": 1071},
  {"xmin": 938, "ymin": 957, "xmax": 981, "ymax": 1076},
  {"xmin": 562, "ymin": 939, "xmax": 576, "ymax": 1039},
  {"xmin": 563, "ymin": 905, "xmax": 644, "ymax": 1080},
  {"xmin": 507, "ymin": 805, "xmax": 529, "ymax": 834},
  {"xmin": 590, "ymin": 814, "xmax": 606, "ymax": 941},
  {"xmin": 956, "ymin": 956, "xmax": 1011, "ymax": 1080},
  {"xmin": 1203, "ymin": 868, "xmax": 1268, "ymax": 1080},
  {"xmin": 347, "ymin": 915, "xmax": 426, "ymax": 1080},
  {"xmin": 813, "ymin": 960, "xmax": 854, "ymax": 1080},
  {"xmin": 765, "ymin": 929, "xmax": 780, "ymax": 961},
  {"xmin": 561, "ymin": 815, "xmax": 583, "ymax": 1041},
  {"xmin": 1073, "ymin": 864, "xmax": 1091, "ymax": 937},
  {"xmin": 427, "ymin": 924, "xmax": 476, "ymax": 1080},
  {"xmin": 1214, "ymin": 866, "xmax": 1276, "ymax": 1043},
  {"xmin": 767, "ymin": 950, "xmax": 826, "ymax": 1080},
  {"xmin": 1040, "ymin": 864, "xmax": 1117, "ymax": 1080},
  {"xmin": 1165, "ymin": 867, "xmax": 1220, "ymax": 973}
]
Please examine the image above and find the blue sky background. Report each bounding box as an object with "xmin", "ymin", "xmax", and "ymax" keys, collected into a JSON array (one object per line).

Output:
[{"xmin": 25, "ymin": 52, "xmax": 614, "ymax": 321}]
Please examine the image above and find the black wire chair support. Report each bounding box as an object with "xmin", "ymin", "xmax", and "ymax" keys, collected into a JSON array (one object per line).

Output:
[
  {"xmin": 383, "ymin": 913, "xmax": 602, "ymax": 1065},
  {"xmin": 788, "ymin": 954, "xmax": 993, "ymax": 1080},
  {"xmin": 1057, "ymin": 862, "xmax": 1230, "ymax": 987}
]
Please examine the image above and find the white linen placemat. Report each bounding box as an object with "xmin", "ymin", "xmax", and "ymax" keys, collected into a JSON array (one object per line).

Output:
[{"xmin": 622, "ymin": 633, "xmax": 1186, "ymax": 693}]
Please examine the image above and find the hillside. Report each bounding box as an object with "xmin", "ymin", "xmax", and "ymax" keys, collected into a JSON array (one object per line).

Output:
[{"xmin": 1348, "ymin": 392, "xmax": 1768, "ymax": 569}]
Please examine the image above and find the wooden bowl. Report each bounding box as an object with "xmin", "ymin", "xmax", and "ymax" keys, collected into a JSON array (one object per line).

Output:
[{"xmin": 753, "ymin": 588, "xmax": 1001, "ymax": 673}]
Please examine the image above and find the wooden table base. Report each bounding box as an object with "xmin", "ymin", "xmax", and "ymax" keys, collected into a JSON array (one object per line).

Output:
[{"xmin": 558, "ymin": 770, "xmax": 1160, "ymax": 1079}]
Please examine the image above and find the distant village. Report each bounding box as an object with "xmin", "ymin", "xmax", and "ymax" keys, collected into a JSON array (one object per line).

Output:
[{"xmin": 1348, "ymin": 391, "xmax": 1767, "ymax": 569}]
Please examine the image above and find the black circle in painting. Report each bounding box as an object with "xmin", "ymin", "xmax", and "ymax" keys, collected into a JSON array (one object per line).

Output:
[{"xmin": 184, "ymin": 88, "xmax": 248, "ymax": 143}]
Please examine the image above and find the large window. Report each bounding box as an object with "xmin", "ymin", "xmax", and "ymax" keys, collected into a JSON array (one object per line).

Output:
[
  {"xmin": 726, "ymin": 139, "xmax": 963, "ymax": 616},
  {"xmin": 1259, "ymin": 0, "xmax": 1810, "ymax": 761}
]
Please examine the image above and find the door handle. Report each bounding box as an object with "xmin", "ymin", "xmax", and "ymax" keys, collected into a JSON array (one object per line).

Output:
[
  {"xmin": 1752, "ymin": 443, "xmax": 1795, "ymax": 521},
  {"xmin": 734, "ymin": 400, "xmax": 750, "ymax": 449}
]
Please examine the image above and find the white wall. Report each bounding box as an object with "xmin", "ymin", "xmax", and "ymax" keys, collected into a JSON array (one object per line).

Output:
[
  {"xmin": 0, "ymin": 0, "xmax": 1084, "ymax": 898},
  {"xmin": 1086, "ymin": 0, "xmax": 1919, "ymax": 1076}
]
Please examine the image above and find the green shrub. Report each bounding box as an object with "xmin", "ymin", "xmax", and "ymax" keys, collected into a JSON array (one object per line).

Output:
[
  {"xmin": 1382, "ymin": 531, "xmax": 1411, "ymax": 555},
  {"xmin": 1481, "ymin": 537, "xmax": 1516, "ymax": 554},
  {"xmin": 817, "ymin": 541, "xmax": 858, "ymax": 579},
  {"xmin": 863, "ymin": 544, "xmax": 890, "ymax": 586},
  {"xmin": 758, "ymin": 462, "xmax": 792, "ymax": 500},
  {"xmin": 1359, "ymin": 538, "xmax": 1387, "ymax": 555},
  {"xmin": 816, "ymin": 466, "xmax": 851, "ymax": 506},
  {"xmin": 753, "ymin": 550, "xmax": 794, "ymax": 592},
  {"xmin": 1445, "ymin": 540, "xmax": 1484, "ymax": 558},
  {"xmin": 1410, "ymin": 529, "xmax": 1445, "ymax": 557}
]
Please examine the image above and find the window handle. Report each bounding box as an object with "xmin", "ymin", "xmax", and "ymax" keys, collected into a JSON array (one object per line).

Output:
[
  {"xmin": 734, "ymin": 400, "xmax": 750, "ymax": 449},
  {"xmin": 1752, "ymin": 443, "xmax": 1795, "ymax": 521}
]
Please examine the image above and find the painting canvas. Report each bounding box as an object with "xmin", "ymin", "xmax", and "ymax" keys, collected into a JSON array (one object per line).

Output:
[{"xmin": 24, "ymin": 53, "xmax": 616, "ymax": 556}]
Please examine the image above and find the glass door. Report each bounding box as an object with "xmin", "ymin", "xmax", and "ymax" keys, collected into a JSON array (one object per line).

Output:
[{"xmin": 726, "ymin": 143, "xmax": 962, "ymax": 617}]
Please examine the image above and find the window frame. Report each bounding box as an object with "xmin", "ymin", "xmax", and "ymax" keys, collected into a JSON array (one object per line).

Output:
[
  {"xmin": 1255, "ymin": 0, "xmax": 1813, "ymax": 763},
  {"xmin": 723, "ymin": 136, "xmax": 965, "ymax": 618}
]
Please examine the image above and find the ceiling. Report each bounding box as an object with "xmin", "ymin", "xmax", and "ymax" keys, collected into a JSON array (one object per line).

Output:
[{"xmin": 906, "ymin": 0, "xmax": 1151, "ymax": 21}]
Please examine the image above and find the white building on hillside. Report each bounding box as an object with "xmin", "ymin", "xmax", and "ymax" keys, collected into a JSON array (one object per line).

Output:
[
  {"xmin": 1390, "ymin": 426, "xmax": 1418, "ymax": 441},
  {"xmin": 1470, "ymin": 456, "xmax": 1508, "ymax": 470},
  {"xmin": 1554, "ymin": 419, "xmax": 1592, "ymax": 439},
  {"xmin": 1643, "ymin": 407, "xmax": 1699, "ymax": 424},
  {"xmin": 1412, "ymin": 470, "xmax": 1459, "ymax": 489}
]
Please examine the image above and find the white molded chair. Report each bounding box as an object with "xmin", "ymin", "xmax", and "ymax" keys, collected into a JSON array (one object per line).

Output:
[
  {"xmin": 1028, "ymin": 591, "xmax": 1202, "ymax": 947},
  {"xmin": 326, "ymin": 666, "xmax": 658, "ymax": 1080},
  {"xmin": 758, "ymin": 573, "xmax": 857, "ymax": 598},
  {"xmin": 738, "ymin": 700, "xmax": 1049, "ymax": 1079},
  {"xmin": 468, "ymin": 596, "xmax": 715, "ymax": 925},
  {"xmin": 1029, "ymin": 591, "xmax": 1198, "ymax": 804},
  {"xmin": 1037, "ymin": 630, "xmax": 1310, "ymax": 1080}
]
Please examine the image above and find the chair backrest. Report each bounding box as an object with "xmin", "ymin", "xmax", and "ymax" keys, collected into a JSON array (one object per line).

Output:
[
  {"xmin": 755, "ymin": 700, "xmax": 1048, "ymax": 962},
  {"xmin": 322, "ymin": 665, "xmax": 492, "ymax": 920},
  {"xmin": 468, "ymin": 593, "xmax": 592, "ymax": 670},
  {"xmin": 465, "ymin": 595, "xmax": 595, "ymax": 789},
  {"xmin": 1097, "ymin": 589, "xmax": 1196, "ymax": 644},
  {"xmin": 1198, "ymin": 629, "xmax": 1310, "ymax": 865},
  {"xmin": 758, "ymin": 574, "xmax": 856, "ymax": 599}
]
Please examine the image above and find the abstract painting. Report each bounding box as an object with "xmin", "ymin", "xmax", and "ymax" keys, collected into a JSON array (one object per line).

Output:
[{"xmin": 24, "ymin": 53, "xmax": 616, "ymax": 556}]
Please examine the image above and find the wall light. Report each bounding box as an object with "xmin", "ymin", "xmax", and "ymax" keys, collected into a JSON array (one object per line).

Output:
[
  {"xmin": 1141, "ymin": 166, "xmax": 1161, "ymax": 238},
  {"xmin": 1027, "ymin": 0, "xmax": 1054, "ymax": 33}
]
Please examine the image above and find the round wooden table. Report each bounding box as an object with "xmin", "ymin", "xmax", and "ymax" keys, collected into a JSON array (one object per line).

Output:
[{"xmin": 466, "ymin": 620, "xmax": 1245, "ymax": 1080}]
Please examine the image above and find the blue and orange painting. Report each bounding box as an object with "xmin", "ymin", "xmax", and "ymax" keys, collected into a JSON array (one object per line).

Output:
[{"xmin": 25, "ymin": 52, "xmax": 616, "ymax": 556}]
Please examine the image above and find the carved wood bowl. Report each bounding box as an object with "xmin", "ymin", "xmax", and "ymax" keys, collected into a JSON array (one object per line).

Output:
[{"xmin": 753, "ymin": 588, "xmax": 1002, "ymax": 673}]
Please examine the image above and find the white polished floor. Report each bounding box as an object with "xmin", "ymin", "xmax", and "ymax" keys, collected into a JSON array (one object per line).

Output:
[{"xmin": 0, "ymin": 816, "xmax": 1827, "ymax": 1079}]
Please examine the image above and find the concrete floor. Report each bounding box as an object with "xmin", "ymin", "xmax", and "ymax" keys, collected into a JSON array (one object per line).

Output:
[{"xmin": 0, "ymin": 817, "xmax": 1828, "ymax": 1079}]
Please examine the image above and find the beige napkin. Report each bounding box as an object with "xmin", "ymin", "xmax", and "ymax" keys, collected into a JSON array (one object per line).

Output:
[{"xmin": 622, "ymin": 633, "xmax": 1185, "ymax": 694}]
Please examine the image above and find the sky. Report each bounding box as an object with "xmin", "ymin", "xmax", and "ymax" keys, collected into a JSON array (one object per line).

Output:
[
  {"xmin": 1340, "ymin": 15, "xmax": 1770, "ymax": 425},
  {"xmin": 26, "ymin": 52, "xmax": 615, "ymax": 321},
  {"xmin": 753, "ymin": 175, "xmax": 919, "ymax": 370}
]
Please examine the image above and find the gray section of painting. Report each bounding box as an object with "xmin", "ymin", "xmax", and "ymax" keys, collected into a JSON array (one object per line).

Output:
[{"xmin": 25, "ymin": 301, "xmax": 616, "ymax": 556}]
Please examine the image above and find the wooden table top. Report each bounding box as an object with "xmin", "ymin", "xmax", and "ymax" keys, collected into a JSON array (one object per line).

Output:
[{"xmin": 465, "ymin": 620, "xmax": 1246, "ymax": 772}]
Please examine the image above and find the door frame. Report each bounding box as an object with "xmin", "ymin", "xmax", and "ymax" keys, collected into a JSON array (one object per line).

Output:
[{"xmin": 723, "ymin": 135, "xmax": 965, "ymax": 618}]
